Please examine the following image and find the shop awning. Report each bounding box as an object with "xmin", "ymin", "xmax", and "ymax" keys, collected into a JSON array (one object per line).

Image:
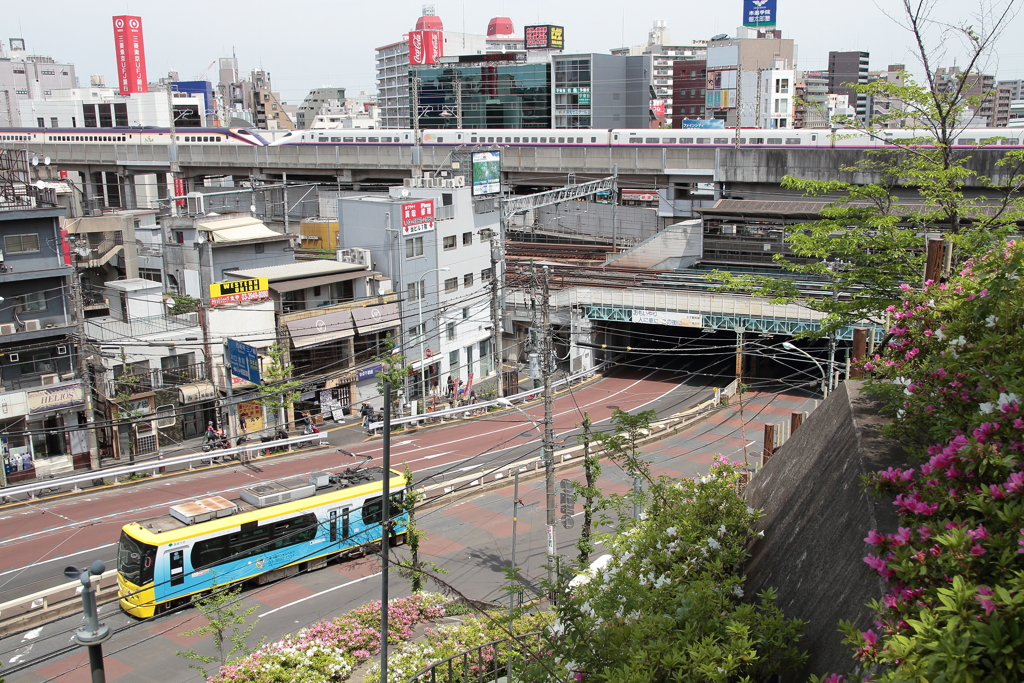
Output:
[
  {"xmin": 269, "ymin": 270, "xmax": 366, "ymax": 294},
  {"xmin": 198, "ymin": 217, "xmax": 283, "ymax": 243},
  {"xmin": 286, "ymin": 311, "xmax": 356, "ymax": 349},
  {"xmin": 351, "ymin": 303, "xmax": 400, "ymax": 335},
  {"xmin": 178, "ymin": 383, "xmax": 217, "ymax": 405}
]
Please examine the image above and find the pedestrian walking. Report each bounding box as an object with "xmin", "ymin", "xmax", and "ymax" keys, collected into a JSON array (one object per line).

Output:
[
  {"xmin": 446, "ymin": 375, "xmax": 455, "ymax": 397},
  {"xmin": 302, "ymin": 411, "xmax": 313, "ymax": 434},
  {"xmin": 204, "ymin": 421, "xmax": 216, "ymax": 444},
  {"xmin": 360, "ymin": 403, "xmax": 373, "ymax": 431}
]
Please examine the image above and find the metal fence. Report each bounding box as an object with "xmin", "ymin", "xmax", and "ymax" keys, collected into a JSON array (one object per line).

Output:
[{"xmin": 404, "ymin": 632, "xmax": 542, "ymax": 683}]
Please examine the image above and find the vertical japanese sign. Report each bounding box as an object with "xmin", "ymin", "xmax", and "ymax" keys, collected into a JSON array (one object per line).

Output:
[
  {"xmin": 112, "ymin": 15, "xmax": 149, "ymax": 95},
  {"xmin": 401, "ymin": 200, "xmax": 436, "ymax": 234}
]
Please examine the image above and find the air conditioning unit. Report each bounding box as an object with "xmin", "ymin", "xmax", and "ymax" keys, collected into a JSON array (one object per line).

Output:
[
  {"xmin": 40, "ymin": 373, "xmax": 60, "ymax": 385},
  {"xmin": 186, "ymin": 192, "xmax": 205, "ymax": 215},
  {"xmin": 23, "ymin": 320, "xmax": 42, "ymax": 332},
  {"xmin": 0, "ymin": 323, "xmax": 16, "ymax": 335},
  {"xmin": 185, "ymin": 312, "xmax": 199, "ymax": 323},
  {"xmin": 240, "ymin": 478, "xmax": 316, "ymax": 508}
]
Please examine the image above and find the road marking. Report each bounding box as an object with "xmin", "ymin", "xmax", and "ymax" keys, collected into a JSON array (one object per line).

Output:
[
  {"xmin": 22, "ymin": 628, "xmax": 42, "ymax": 641},
  {"xmin": 257, "ymin": 572, "xmax": 381, "ymax": 618},
  {"xmin": 0, "ymin": 544, "xmax": 117, "ymax": 577}
]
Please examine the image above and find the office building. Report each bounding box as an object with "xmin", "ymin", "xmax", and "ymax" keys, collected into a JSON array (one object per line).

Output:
[
  {"xmin": 827, "ymin": 51, "xmax": 869, "ymax": 122},
  {"xmin": 672, "ymin": 60, "xmax": 707, "ymax": 125},
  {"xmin": 794, "ymin": 71, "xmax": 828, "ymax": 128},
  {"xmin": 18, "ymin": 87, "xmax": 206, "ymax": 129},
  {"xmin": 934, "ymin": 66, "xmax": 1006, "ymax": 127},
  {"xmin": 552, "ymin": 53, "xmax": 652, "ymax": 129},
  {"xmin": 612, "ymin": 21, "xmax": 707, "ymax": 126},
  {"xmin": 0, "ymin": 39, "xmax": 77, "ymax": 126},
  {"xmin": 705, "ymin": 31, "xmax": 796, "ymax": 126}
]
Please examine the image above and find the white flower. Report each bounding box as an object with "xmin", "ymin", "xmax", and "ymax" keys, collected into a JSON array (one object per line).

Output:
[
  {"xmin": 986, "ymin": 315, "xmax": 998, "ymax": 327},
  {"xmin": 718, "ymin": 524, "xmax": 727, "ymax": 537},
  {"xmin": 998, "ymin": 392, "xmax": 1020, "ymax": 411},
  {"xmin": 707, "ymin": 537, "xmax": 721, "ymax": 550},
  {"xmin": 935, "ymin": 328, "xmax": 945, "ymax": 341},
  {"xmin": 731, "ymin": 586, "xmax": 744, "ymax": 598},
  {"xmin": 746, "ymin": 506, "xmax": 755, "ymax": 514},
  {"xmin": 758, "ymin": 530, "xmax": 765, "ymax": 537},
  {"xmin": 979, "ymin": 402, "xmax": 995, "ymax": 415},
  {"xmin": 950, "ymin": 335, "xmax": 967, "ymax": 347},
  {"xmin": 665, "ymin": 526, "xmax": 676, "ymax": 537}
]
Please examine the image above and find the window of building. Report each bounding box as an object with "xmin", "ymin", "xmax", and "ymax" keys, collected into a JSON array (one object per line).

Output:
[
  {"xmin": 463, "ymin": 273, "xmax": 474, "ymax": 287},
  {"xmin": 405, "ymin": 236, "xmax": 424, "ymax": 258},
  {"xmin": 254, "ymin": 243, "xmax": 265, "ymax": 254},
  {"xmin": 36, "ymin": 117, "xmax": 45, "ymax": 127},
  {"xmin": 408, "ymin": 323, "xmax": 424, "ymax": 339},
  {"xmin": 462, "ymin": 307, "xmax": 470, "ymax": 320},
  {"xmin": 444, "ymin": 277, "xmax": 458, "ymax": 293},
  {"xmin": 18, "ymin": 292, "xmax": 47, "ymax": 312},
  {"xmin": 462, "ymin": 232, "xmax": 474, "ymax": 246},
  {"xmin": 443, "ymin": 235, "xmax": 456, "ymax": 250},
  {"xmin": 482, "ymin": 267, "xmax": 493, "ymax": 281},
  {"xmin": 407, "ymin": 281, "xmax": 423, "ymax": 302},
  {"xmin": 775, "ymin": 78, "xmax": 789, "ymax": 94},
  {"xmin": 4, "ymin": 233, "xmax": 40, "ymax": 254},
  {"xmin": 282, "ymin": 290, "xmax": 306, "ymax": 312},
  {"xmin": 449, "ymin": 349, "xmax": 459, "ymax": 371},
  {"xmin": 446, "ymin": 322, "xmax": 456, "ymax": 341},
  {"xmin": 480, "ymin": 228, "xmax": 495, "ymax": 240}
]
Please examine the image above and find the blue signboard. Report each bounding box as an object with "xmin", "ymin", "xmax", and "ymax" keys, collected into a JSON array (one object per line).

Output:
[
  {"xmin": 680, "ymin": 118, "xmax": 726, "ymax": 129},
  {"xmin": 357, "ymin": 364, "xmax": 383, "ymax": 381},
  {"xmin": 227, "ymin": 338, "xmax": 261, "ymax": 385},
  {"xmin": 743, "ymin": 0, "xmax": 777, "ymax": 27}
]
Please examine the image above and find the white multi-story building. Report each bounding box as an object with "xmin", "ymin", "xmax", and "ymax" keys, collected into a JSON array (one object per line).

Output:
[
  {"xmin": 18, "ymin": 87, "xmax": 206, "ymax": 129},
  {"xmin": 337, "ymin": 178, "xmax": 498, "ymax": 405},
  {"xmin": 611, "ymin": 21, "xmax": 707, "ymax": 127},
  {"xmin": 376, "ymin": 6, "xmax": 527, "ymax": 129},
  {"xmin": 0, "ymin": 39, "xmax": 77, "ymax": 126}
]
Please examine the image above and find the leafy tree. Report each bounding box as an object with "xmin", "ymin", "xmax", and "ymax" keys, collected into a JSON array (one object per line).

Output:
[
  {"xmin": 177, "ymin": 582, "xmax": 262, "ymax": 678},
  {"xmin": 112, "ymin": 348, "xmax": 146, "ymax": 462},
  {"xmin": 709, "ymin": 0, "xmax": 1024, "ymax": 336},
  {"xmin": 256, "ymin": 341, "xmax": 301, "ymax": 431},
  {"xmin": 165, "ymin": 293, "xmax": 200, "ymax": 315},
  {"xmin": 374, "ymin": 333, "xmax": 409, "ymax": 416},
  {"xmin": 592, "ymin": 409, "xmax": 658, "ymax": 518},
  {"xmin": 575, "ymin": 413, "xmax": 602, "ymax": 567},
  {"xmin": 394, "ymin": 466, "xmax": 447, "ymax": 592}
]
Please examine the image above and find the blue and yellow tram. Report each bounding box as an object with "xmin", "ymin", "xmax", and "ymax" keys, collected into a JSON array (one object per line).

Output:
[{"xmin": 116, "ymin": 466, "xmax": 407, "ymax": 618}]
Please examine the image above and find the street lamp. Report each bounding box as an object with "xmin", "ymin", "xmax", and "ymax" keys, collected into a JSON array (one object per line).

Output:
[
  {"xmin": 417, "ymin": 267, "xmax": 449, "ymax": 410},
  {"xmin": 782, "ymin": 341, "xmax": 829, "ymax": 398}
]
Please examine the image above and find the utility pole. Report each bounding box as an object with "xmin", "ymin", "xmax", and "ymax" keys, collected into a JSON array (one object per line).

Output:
[
  {"xmin": 754, "ymin": 68, "xmax": 764, "ymax": 129},
  {"xmin": 733, "ymin": 66, "xmax": 743, "ymax": 149},
  {"xmin": 282, "ymin": 172, "xmax": 289, "ymax": 235},
  {"xmin": 455, "ymin": 76, "xmax": 463, "ymax": 128},
  {"xmin": 222, "ymin": 339, "xmax": 236, "ymax": 441},
  {"xmin": 71, "ymin": 274, "xmax": 100, "ymax": 470},
  {"xmin": 610, "ymin": 164, "xmax": 618, "ymax": 252},
  {"xmin": 198, "ymin": 300, "xmax": 218, "ymax": 432},
  {"xmin": 490, "ymin": 236, "xmax": 504, "ymax": 398},
  {"xmin": 166, "ymin": 84, "xmax": 180, "ymax": 217},
  {"xmin": 379, "ymin": 381, "xmax": 393, "ymax": 683},
  {"xmin": 541, "ymin": 266, "xmax": 556, "ymax": 599},
  {"xmin": 411, "ymin": 75, "xmax": 422, "ymax": 177}
]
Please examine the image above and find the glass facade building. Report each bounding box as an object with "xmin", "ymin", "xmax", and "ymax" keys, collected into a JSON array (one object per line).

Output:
[{"xmin": 411, "ymin": 63, "xmax": 551, "ymax": 129}]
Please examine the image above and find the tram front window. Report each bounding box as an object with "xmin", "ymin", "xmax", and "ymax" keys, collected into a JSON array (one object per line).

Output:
[{"xmin": 118, "ymin": 531, "xmax": 156, "ymax": 585}]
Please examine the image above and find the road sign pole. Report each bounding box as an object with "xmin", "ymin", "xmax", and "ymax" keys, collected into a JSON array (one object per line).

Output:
[{"xmin": 223, "ymin": 339, "xmax": 236, "ymax": 441}]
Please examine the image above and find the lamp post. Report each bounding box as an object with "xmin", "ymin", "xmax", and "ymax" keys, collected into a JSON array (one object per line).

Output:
[
  {"xmin": 417, "ymin": 267, "xmax": 449, "ymax": 411},
  {"xmin": 782, "ymin": 341, "xmax": 829, "ymax": 398}
]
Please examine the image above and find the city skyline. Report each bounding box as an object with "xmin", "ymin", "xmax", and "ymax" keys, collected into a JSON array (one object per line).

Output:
[{"xmin": 5, "ymin": 0, "xmax": 1024, "ymax": 105}]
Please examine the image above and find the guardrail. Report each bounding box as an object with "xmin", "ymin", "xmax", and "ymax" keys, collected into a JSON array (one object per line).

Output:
[
  {"xmin": 0, "ymin": 569, "xmax": 118, "ymax": 633},
  {"xmin": 368, "ymin": 361, "xmax": 610, "ymax": 432},
  {"xmin": 404, "ymin": 631, "xmax": 543, "ymax": 683},
  {"xmin": 0, "ymin": 433, "xmax": 329, "ymax": 502}
]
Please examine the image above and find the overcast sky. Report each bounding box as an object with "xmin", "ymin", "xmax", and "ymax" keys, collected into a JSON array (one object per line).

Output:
[{"xmin": 7, "ymin": 0, "xmax": 1024, "ymax": 104}]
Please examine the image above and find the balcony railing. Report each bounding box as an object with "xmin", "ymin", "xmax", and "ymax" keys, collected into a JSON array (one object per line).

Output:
[
  {"xmin": 0, "ymin": 184, "xmax": 59, "ymax": 212},
  {"xmin": 108, "ymin": 361, "xmax": 207, "ymax": 398},
  {"xmin": 404, "ymin": 632, "xmax": 542, "ymax": 683}
]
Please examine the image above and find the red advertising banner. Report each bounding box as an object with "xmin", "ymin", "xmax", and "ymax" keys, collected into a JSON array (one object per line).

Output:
[
  {"xmin": 408, "ymin": 30, "xmax": 442, "ymax": 65},
  {"xmin": 401, "ymin": 200, "xmax": 435, "ymax": 234},
  {"xmin": 112, "ymin": 15, "xmax": 148, "ymax": 95},
  {"xmin": 173, "ymin": 176, "xmax": 186, "ymax": 206}
]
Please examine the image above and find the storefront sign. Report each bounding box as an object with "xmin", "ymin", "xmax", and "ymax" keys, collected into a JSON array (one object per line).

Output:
[
  {"xmin": 401, "ymin": 200, "xmax": 435, "ymax": 235},
  {"xmin": 209, "ymin": 278, "xmax": 269, "ymax": 306},
  {"xmin": 621, "ymin": 189, "xmax": 659, "ymax": 202},
  {"xmin": 631, "ymin": 310, "xmax": 703, "ymax": 328},
  {"xmin": 28, "ymin": 383, "xmax": 84, "ymax": 414},
  {"xmin": 178, "ymin": 382, "xmax": 217, "ymax": 405},
  {"xmin": 358, "ymin": 364, "xmax": 383, "ymax": 380}
]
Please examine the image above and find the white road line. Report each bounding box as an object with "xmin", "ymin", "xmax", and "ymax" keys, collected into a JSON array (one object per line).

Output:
[
  {"xmin": 0, "ymin": 543, "xmax": 117, "ymax": 578},
  {"xmin": 257, "ymin": 572, "xmax": 381, "ymax": 618}
]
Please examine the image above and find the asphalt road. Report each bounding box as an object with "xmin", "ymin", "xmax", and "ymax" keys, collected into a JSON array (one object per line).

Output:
[{"xmin": 0, "ymin": 367, "xmax": 815, "ymax": 682}]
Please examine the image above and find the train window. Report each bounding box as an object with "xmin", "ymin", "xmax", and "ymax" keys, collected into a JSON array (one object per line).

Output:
[
  {"xmin": 748, "ymin": 137, "xmax": 764, "ymax": 144},
  {"xmin": 681, "ymin": 138, "xmax": 694, "ymax": 143},
  {"xmin": 663, "ymin": 137, "xmax": 676, "ymax": 144},
  {"xmin": 380, "ymin": 137, "xmax": 390, "ymax": 142},
  {"xmin": 540, "ymin": 137, "xmax": 547, "ymax": 143},
  {"xmin": 488, "ymin": 137, "xmax": 495, "ymax": 143},
  {"xmin": 1002, "ymin": 139, "xmax": 1019, "ymax": 145},
  {"xmin": 270, "ymin": 514, "xmax": 318, "ymax": 550},
  {"xmin": 437, "ymin": 137, "xmax": 444, "ymax": 143},
  {"xmin": 557, "ymin": 137, "xmax": 565, "ymax": 143},
  {"xmin": 696, "ymin": 138, "xmax": 710, "ymax": 144},
  {"xmin": 319, "ymin": 137, "xmax": 328, "ymax": 142},
  {"xmin": 714, "ymin": 138, "xmax": 729, "ymax": 144},
  {"xmin": 363, "ymin": 496, "xmax": 383, "ymax": 525},
  {"xmin": 471, "ymin": 137, "xmax": 478, "ymax": 143},
  {"xmin": 577, "ymin": 137, "xmax": 584, "ymax": 143},
  {"xmin": 628, "ymin": 137, "xmax": 642, "ymax": 143},
  {"xmin": 767, "ymin": 138, "xmax": 783, "ymax": 145},
  {"xmin": 591, "ymin": 137, "xmax": 597, "ymax": 143},
  {"xmin": 368, "ymin": 137, "xmax": 380, "ymax": 142},
  {"xmin": 981, "ymin": 138, "xmax": 996, "ymax": 144},
  {"xmin": 514, "ymin": 137, "xmax": 521, "ymax": 143},
  {"xmin": 117, "ymin": 532, "xmax": 156, "ymax": 586},
  {"xmin": 331, "ymin": 137, "xmax": 341, "ymax": 142},
  {"xmin": 356, "ymin": 137, "xmax": 367, "ymax": 142},
  {"xmin": 532, "ymin": 137, "xmax": 539, "ymax": 143},
  {"xmin": 505, "ymin": 137, "xmax": 512, "ymax": 142},
  {"xmin": 785, "ymin": 138, "xmax": 802, "ymax": 145},
  {"xmin": 343, "ymin": 137, "xmax": 354, "ymax": 142},
  {"xmin": 645, "ymin": 137, "xmax": 659, "ymax": 143},
  {"xmin": 958, "ymin": 138, "xmax": 976, "ymax": 144}
]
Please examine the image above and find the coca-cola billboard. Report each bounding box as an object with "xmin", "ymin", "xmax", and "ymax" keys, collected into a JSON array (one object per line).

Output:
[{"xmin": 408, "ymin": 30, "xmax": 442, "ymax": 65}]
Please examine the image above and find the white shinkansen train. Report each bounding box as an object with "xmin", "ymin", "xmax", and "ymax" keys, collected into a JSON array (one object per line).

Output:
[{"xmin": 2, "ymin": 126, "xmax": 1021, "ymax": 150}]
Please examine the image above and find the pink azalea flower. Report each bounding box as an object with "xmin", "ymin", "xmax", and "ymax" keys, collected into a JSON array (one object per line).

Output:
[
  {"xmin": 862, "ymin": 629, "xmax": 879, "ymax": 647},
  {"xmin": 1006, "ymin": 471, "xmax": 1024, "ymax": 494},
  {"xmin": 864, "ymin": 529, "xmax": 886, "ymax": 546},
  {"xmin": 969, "ymin": 543, "xmax": 986, "ymax": 556},
  {"xmin": 976, "ymin": 586, "xmax": 997, "ymax": 616}
]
